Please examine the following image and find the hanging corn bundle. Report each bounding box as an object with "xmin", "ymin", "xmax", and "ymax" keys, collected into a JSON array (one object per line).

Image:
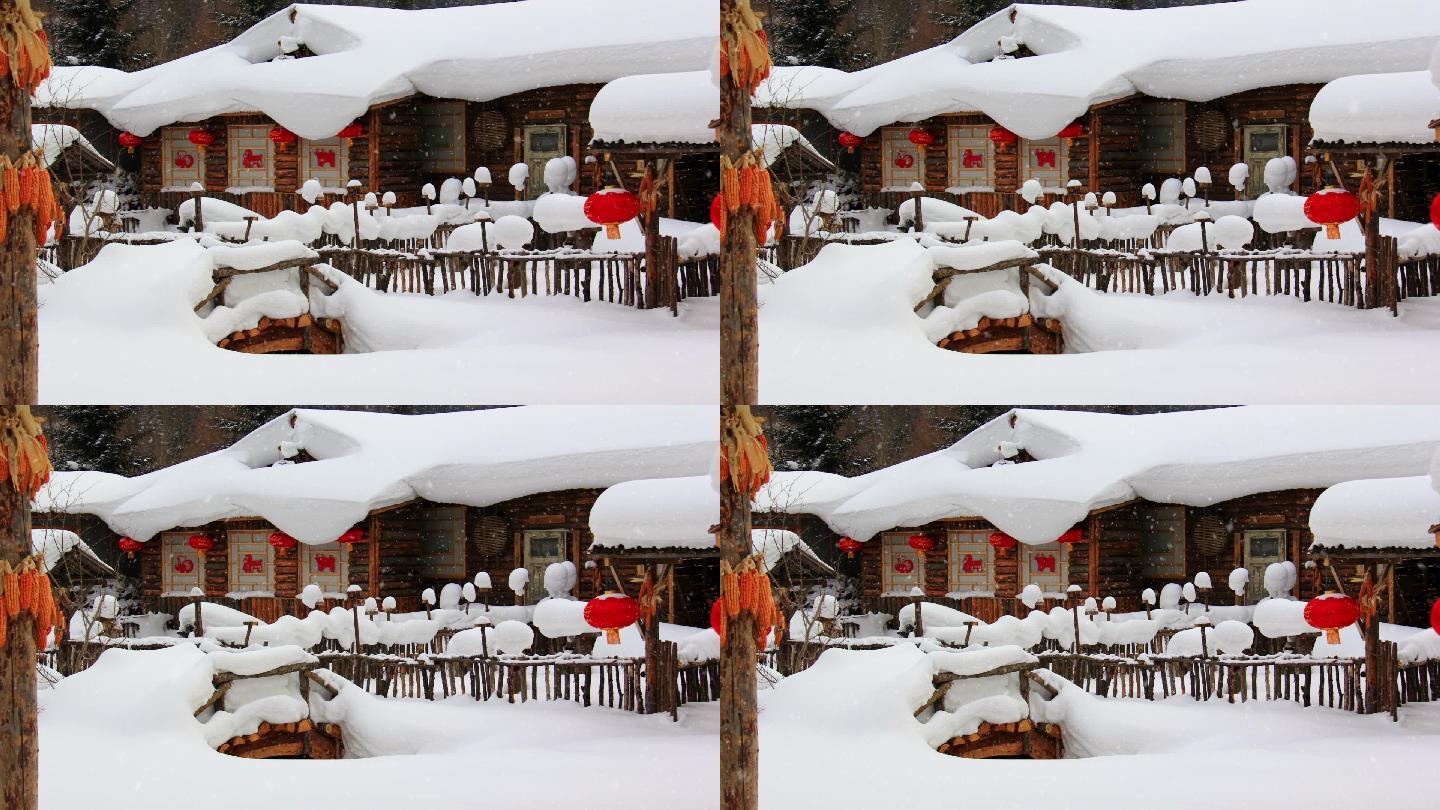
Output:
[
  {"xmin": 716, "ymin": 556, "xmax": 781, "ymax": 648},
  {"xmin": 0, "ymin": 153, "xmax": 65, "ymax": 245},
  {"xmin": 0, "ymin": 1, "xmax": 51, "ymax": 95},
  {"xmin": 720, "ymin": 405, "xmax": 771, "ymax": 499},
  {"xmin": 717, "ymin": 153, "xmax": 786, "ymax": 245},
  {"xmin": 719, "ymin": 1, "xmax": 771, "ymax": 96},
  {"xmin": 0, "ymin": 406, "xmax": 51, "ymax": 500},
  {"xmin": 0, "ymin": 556, "xmax": 62, "ymax": 650}
]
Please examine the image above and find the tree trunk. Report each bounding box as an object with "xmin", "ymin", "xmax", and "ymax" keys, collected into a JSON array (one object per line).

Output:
[
  {"xmin": 720, "ymin": 0, "xmax": 758, "ymax": 406},
  {"xmin": 1, "ymin": 410, "xmax": 38, "ymax": 810},
  {"xmin": 719, "ymin": 409, "xmax": 757, "ymax": 810},
  {"xmin": 0, "ymin": 2, "xmax": 38, "ymax": 403}
]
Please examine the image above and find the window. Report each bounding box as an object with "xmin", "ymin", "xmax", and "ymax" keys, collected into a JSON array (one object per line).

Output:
[
  {"xmin": 1139, "ymin": 100, "xmax": 1185, "ymax": 175},
  {"xmin": 1139, "ymin": 505, "xmax": 1186, "ymax": 578},
  {"xmin": 1019, "ymin": 137, "xmax": 1068, "ymax": 191},
  {"xmin": 1020, "ymin": 542, "xmax": 1067, "ymax": 596},
  {"xmin": 946, "ymin": 530, "xmax": 995, "ymax": 596},
  {"xmin": 227, "ymin": 530, "xmax": 275, "ymax": 596},
  {"xmin": 300, "ymin": 541, "xmax": 347, "ymax": 596},
  {"xmin": 161, "ymin": 531, "xmax": 203, "ymax": 596},
  {"xmin": 301, "ymin": 136, "xmax": 348, "ymax": 191},
  {"xmin": 161, "ymin": 128, "xmax": 203, "ymax": 191},
  {"xmin": 880, "ymin": 127, "xmax": 923, "ymax": 191},
  {"xmin": 420, "ymin": 101, "xmax": 466, "ymax": 174},
  {"xmin": 881, "ymin": 533, "xmax": 921, "ymax": 596},
  {"xmin": 420, "ymin": 505, "xmax": 466, "ymax": 579},
  {"xmin": 946, "ymin": 126, "xmax": 994, "ymax": 192},
  {"xmin": 227, "ymin": 125, "xmax": 274, "ymax": 190}
]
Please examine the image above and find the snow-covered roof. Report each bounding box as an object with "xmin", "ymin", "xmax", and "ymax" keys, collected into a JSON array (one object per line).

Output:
[
  {"xmin": 755, "ymin": 407, "xmax": 1440, "ymax": 545},
  {"xmin": 1309, "ymin": 450, "xmax": 1440, "ymax": 551},
  {"xmin": 590, "ymin": 70, "xmax": 718, "ymax": 145},
  {"xmin": 1310, "ymin": 65, "xmax": 1440, "ymax": 145},
  {"xmin": 31, "ymin": 124, "xmax": 113, "ymax": 171},
  {"xmin": 35, "ymin": 406, "xmax": 717, "ymax": 545},
  {"xmin": 757, "ymin": 0, "xmax": 1440, "ymax": 140},
  {"xmin": 31, "ymin": 528, "xmax": 118, "ymax": 576},
  {"xmin": 35, "ymin": 0, "xmax": 715, "ymax": 140},
  {"xmin": 588, "ymin": 474, "xmax": 717, "ymax": 552},
  {"xmin": 753, "ymin": 125, "xmax": 836, "ymax": 172}
]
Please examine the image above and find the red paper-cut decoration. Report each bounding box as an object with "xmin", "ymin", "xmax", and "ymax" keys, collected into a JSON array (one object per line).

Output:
[
  {"xmin": 241, "ymin": 149, "xmax": 265, "ymax": 169},
  {"xmin": 1034, "ymin": 554, "xmax": 1057, "ymax": 573},
  {"xmin": 314, "ymin": 554, "xmax": 337, "ymax": 573},
  {"xmin": 961, "ymin": 149, "xmax": 984, "ymax": 169},
  {"xmin": 174, "ymin": 154, "xmax": 195, "ymax": 169},
  {"xmin": 961, "ymin": 554, "xmax": 984, "ymax": 574},
  {"xmin": 174, "ymin": 557, "xmax": 195, "ymax": 574},
  {"xmin": 893, "ymin": 558, "xmax": 915, "ymax": 574},
  {"xmin": 1035, "ymin": 150, "xmax": 1057, "ymax": 169},
  {"xmin": 314, "ymin": 150, "xmax": 337, "ymax": 168},
  {"xmin": 241, "ymin": 554, "xmax": 265, "ymax": 574},
  {"xmin": 894, "ymin": 153, "xmax": 915, "ymax": 169}
]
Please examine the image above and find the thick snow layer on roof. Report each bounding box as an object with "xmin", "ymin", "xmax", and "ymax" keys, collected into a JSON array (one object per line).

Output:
[
  {"xmin": 31, "ymin": 124, "xmax": 113, "ymax": 170},
  {"xmin": 31, "ymin": 528, "xmax": 117, "ymax": 576},
  {"xmin": 757, "ymin": 0, "xmax": 1440, "ymax": 139},
  {"xmin": 756, "ymin": 407, "xmax": 1440, "ymax": 544},
  {"xmin": 35, "ymin": 406, "xmax": 716, "ymax": 544},
  {"xmin": 1310, "ymin": 474, "xmax": 1440, "ymax": 550},
  {"xmin": 590, "ymin": 70, "xmax": 717, "ymax": 145},
  {"xmin": 35, "ymin": 0, "xmax": 715, "ymax": 140},
  {"xmin": 588, "ymin": 475, "xmax": 718, "ymax": 551},
  {"xmin": 1311, "ymin": 70, "xmax": 1440, "ymax": 145}
]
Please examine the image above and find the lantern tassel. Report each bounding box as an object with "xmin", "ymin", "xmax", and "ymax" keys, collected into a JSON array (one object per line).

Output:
[
  {"xmin": 605, "ymin": 223, "xmax": 620, "ymax": 240},
  {"xmin": 1325, "ymin": 223, "xmax": 1340, "ymax": 240},
  {"xmin": 604, "ymin": 628, "xmax": 620, "ymax": 645},
  {"xmin": 1325, "ymin": 628, "xmax": 1341, "ymax": 645}
]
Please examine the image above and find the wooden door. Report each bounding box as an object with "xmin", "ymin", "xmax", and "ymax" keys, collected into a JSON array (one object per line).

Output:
[
  {"xmin": 1241, "ymin": 529, "xmax": 1286, "ymax": 603},
  {"xmin": 1242, "ymin": 125, "xmax": 1287, "ymax": 197},
  {"xmin": 522, "ymin": 529, "xmax": 567, "ymax": 604},
  {"xmin": 522, "ymin": 124, "xmax": 566, "ymax": 200}
]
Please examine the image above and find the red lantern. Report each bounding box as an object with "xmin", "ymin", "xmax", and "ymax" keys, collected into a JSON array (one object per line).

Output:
[
  {"xmin": 1431, "ymin": 597, "xmax": 1440, "ymax": 635},
  {"xmin": 336, "ymin": 122, "xmax": 366, "ymax": 142},
  {"xmin": 838, "ymin": 131, "xmax": 864, "ymax": 153},
  {"xmin": 1057, "ymin": 527, "xmax": 1085, "ymax": 544},
  {"xmin": 268, "ymin": 531, "xmax": 297, "ymax": 554},
  {"xmin": 907, "ymin": 128, "xmax": 934, "ymax": 153},
  {"xmin": 1303, "ymin": 592, "xmax": 1360, "ymax": 645},
  {"xmin": 268, "ymin": 126, "xmax": 297, "ymax": 148},
  {"xmin": 118, "ymin": 132, "xmax": 143, "ymax": 154},
  {"xmin": 907, "ymin": 532, "xmax": 935, "ymax": 561},
  {"xmin": 118, "ymin": 537, "xmax": 142, "ymax": 560},
  {"xmin": 1303, "ymin": 187, "xmax": 1361, "ymax": 240},
  {"xmin": 988, "ymin": 126, "xmax": 1016, "ymax": 145},
  {"xmin": 187, "ymin": 533, "xmax": 214, "ymax": 560},
  {"xmin": 988, "ymin": 531, "xmax": 1017, "ymax": 550},
  {"xmin": 584, "ymin": 187, "xmax": 642, "ymax": 240},
  {"xmin": 1057, "ymin": 122, "xmax": 1087, "ymax": 139},
  {"xmin": 187, "ymin": 129, "xmax": 215, "ymax": 153},
  {"xmin": 837, "ymin": 537, "xmax": 863, "ymax": 558},
  {"xmin": 337, "ymin": 528, "xmax": 365, "ymax": 545},
  {"xmin": 1429, "ymin": 193, "xmax": 1440, "ymax": 231},
  {"xmin": 584, "ymin": 591, "xmax": 640, "ymax": 644},
  {"xmin": 710, "ymin": 193, "xmax": 724, "ymax": 230}
]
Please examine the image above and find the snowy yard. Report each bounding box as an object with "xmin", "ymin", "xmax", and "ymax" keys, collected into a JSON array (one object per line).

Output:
[
  {"xmin": 38, "ymin": 239, "xmax": 717, "ymax": 404},
  {"xmin": 759, "ymin": 642, "xmax": 1440, "ymax": 810},
  {"xmin": 758, "ymin": 238, "xmax": 1440, "ymax": 404},
  {"xmin": 39, "ymin": 646, "xmax": 718, "ymax": 810}
]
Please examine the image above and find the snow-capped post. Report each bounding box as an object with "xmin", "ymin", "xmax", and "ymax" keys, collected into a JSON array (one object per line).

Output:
[
  {"xmin": 1181, "ymin": 177, "xmax": 1196, "ymax": 210},
  {"xmin": 1195, "ymin": 210, "xmax": 1211, "ymax": 254},
  {"xmin": 1067, "ymin": 584, "xmax": 1082, "ymax": 653},
  {"xmin": 1194, "ymin": 167, "xmax": 1212, "ymax": 205},
  {"xmin": 1181, "ymin": 582, "xmax": 1196, "ymax": 614},
  {"xmin": 1102, "ymin": 595, "xmax": 1116, "ymax": 621},
  {"xmin": 421, "ymin": 587, "xmax": 436, "ymax": 619},
  {"xmin": 1229, "ymin": 567, "xmax": 1249, "ymax": 606},
  {"xmin": 1228, "ymin": 163, "xmax": 1249, "ymax": 201},
  {"xmin": 381, "ymin": 595, "xmax": 395, "ymax": 620},
  {"xmin": 508, "ymin": 163, "xmax": 528, "ymax": 201},
  {"xmin": 508, "ymin": 567, "xmax": 529, "ymax": 605},
  {"xmin": 190, "ymin": 586, "xmax": 205, "ymax": 638},
  {"xmin": 461, "ymin": 583, "xmax": 475, "ymax": 615},
  {"xmin": 190, "ymin": 181, "xmax": 205, "ymax": 233},
  {"xmin": 422, "ymin": 182, "xmax": 437, "ymax": 215},
  {"xmin": 347, "ymin": 179, "xmax": 363, "ymax": 250},
  {"xmin": 1066, "ymin": 179, "xmax": 1082, "ymax": 249},
  {"xmin": 461, "ymin": 178, "xmax": 476, "ymax": 211},
  {"xmin": 475, "ymin": 167, "xmax": 491, "ymax": 205},
  {"xmin": 1141, "ymin": 587, "xmax": 1156, "ymax": 619},
  {"xmin": 475, "ymin": 572, "xmax": 491, "ymax": 610},
  {"xmin": 909, "ymin": 181, "xmax": 925, "ymax": 233},
  {"xmin": 1101, "ymin": 190, "xmax": 1116, "ymax": 218},
  {"xmin": 909, "ymin": 586, "xmax": 924, "ymax": 638},
  {"xmin": 347, "ymin": 583, "xmax": 362, "ymax": 653},
  {"xmin": 1194, "ymin": 572, "xmax": 1213, "ymax": 611},
  {"xmin": 381, "ymin": 190, "xmax": 396, "ymax": 216},
  {"xmin": 1141, "ymin": 183, "xmax": 1156, "ymax": 215}
]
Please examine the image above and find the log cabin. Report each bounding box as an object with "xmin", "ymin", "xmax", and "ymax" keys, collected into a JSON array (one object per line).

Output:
[
  {"xmin": 33, "ymin": 0, "xmax": 714, "ymax": 218},
  {"xmin": 32, "ymin": 407, "xmax": 717, "ymax": 627},
  {"xmin": 755, "ymin": 0, "xmax": 1440, "ymax": 217},
  {"xmin": 754, "ymin": 407, "xmax": 1440, "ymax": 628}
]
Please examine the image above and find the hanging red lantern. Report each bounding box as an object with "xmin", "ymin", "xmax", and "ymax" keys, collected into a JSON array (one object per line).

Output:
[
  {"xmin": 118, "ymin": 132, "xmax": 143, "ymax": 154},
  {"xmin": 268, "ymin": 126, "xmax": 297, "ymax": 148},
  {"xmin": 837, "ymin": 537, "xmax": 863, "ymax": 558},
  {"xmin": 336, "ymin": 122, "xmax": 366, "ymax": 146},
  {"xmin": 988, "ymin": 126, "xmax": 1017, "ymax": 145},
  {"xmin": 1057, "ymin": 121, "xmax": 1087, "ymax": 139},
  {"xmin": 584, "ymin": 187, "xmax": 642, "ymax": 240},
  {"xmin": 1429, "ymin": 193, "xmax": 1440, "ymax": 231},
  {"xmin": 118, "ymin": 537, "xmax": 142, "ymax": 560},
  {"xmin": 907, "ymin": 128, "xmax": 934, "ymax": 153},
  {"xmin": 1303, "ymin": 592, "xmax": 1360, "ymax": 645},
  {"xmin": 187, "ymin": 129, "xmax": 215, "ymax": 154},
  {"xmin": 268, "ymin": 531, "xmax": 297, "ymax": 554},
  {"xmin": 337, "ymin": 528, "xmax": 365, "ymax": 545},
  {"xmin": 907, "ymin": 533, "xmax": 936, "ymax": 561},
  {"xmin": 710, "ymin": 193, "xmax": 724, "ymax": 230},
  {"xmin": 1431, "ymin": 597, "xmax": 1440, "ymax": 635},
  {"xmin": 1057, "ymin": 527, "xmax": 1086, "ymax": 544},
  {"xmin": 710, "ymin": 597, "xmax": 724, "ymax": 636},
  {"xmin": 1303, "ymin": 187, "xmax": 1361, "ymax": 240},
  {"xmin": 838, "ymin": 131, "xmax": 864, "ymax": 153},
  {"xmin": 187, "ymin": 533, "xmax": 214, "ymax": 560},
  {"xmin": 988, "ymin": 531, "xmax": 1017, "ymax": 550},
  {"xmin": 584, "ymin": 591, "xmax": 640, "ymax": 644}
]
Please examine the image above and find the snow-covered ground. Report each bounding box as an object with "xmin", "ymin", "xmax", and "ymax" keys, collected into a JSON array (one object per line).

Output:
[
  {"xmin": 38, "ymin": 239, "xmax": 717, "ymax": 404},
  {"xmin": 39, "ymin": 644, "xmax": 717, "ymax": 810},
  {"xmin": 758, "ymin": 236, "xmax": 1440, "ymax": 404},
  {"xmin": 759, "ymin": 636, "xmax": 1440, "ymax": 810}
]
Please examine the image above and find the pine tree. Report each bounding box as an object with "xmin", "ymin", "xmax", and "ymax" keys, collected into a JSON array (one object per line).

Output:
[
  {"xmin": 765, "ymin": 406, "xmax": 862, "ymax": 474},
  {"xmin": 765, "ymin": 0, "xmax": 862, "ymax": 70},
  {"xmin": 215, "ymin": 0, "xmax": 287, "ymax": 36},
  {"xmin": 932, "ymin": 0, "xmax": 1010, "ymax": 39},
  {"xmin": 47, "ymin": 0, "xmax": 145, "ymax": 69}
]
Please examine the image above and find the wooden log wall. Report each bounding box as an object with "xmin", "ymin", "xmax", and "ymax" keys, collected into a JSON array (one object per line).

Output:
[
  {"xmin": 1185, "ymin": 83, "xmax": 1325, "ymax": 198},
  {"xmin": 467, "ymin": 488, "xmax": 604, "ymax": 607},
  {"xmin": 467, "ymin": 84, "xmax": 605, "ymax": 201}
]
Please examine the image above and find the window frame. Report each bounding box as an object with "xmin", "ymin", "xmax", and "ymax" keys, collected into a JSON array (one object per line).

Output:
[
  {"xmin": 420, "ymin": 505, "xmax": 467, "ymax": 580},
  {"xmin": 226, "ymin": 124, "xmax": 276, "ymax": 191},
  {"xmin": 300, "ymin": 541, "xmax": 348, "ymax": 597},
  {"xmin": 945, "ymin": 529, "xmax": 996, "ymax": 597},
  {"xmin": 1139, "ymin": 505, "xmax": 1187, "ymax": 579},
  {"xmin": 880, "ymin": 127, "xmax": 924, "ymax": 192},
  {"xmin": 160, "ymin": 531, "xmax": 204, "ymax": 596},
  {"xmin": 226, "ymin": 529, "xmax": 276, "ymax": 596},
  {"xmin": 880, "ymin": 532, "xmax": 922, "ymax": 596},
  {"xmin": 1019, "ymin": 542, "xmax": 1068, "ymax": 597},
  {"xmin": 1018, "ymin": 136, "xmax": 1069, "ymax": 192},
  {"xmin": 420, "ymin": 100, "xmax": 467, "ymax": 174},
  {"xmin": 300, "ymin": 136, "xmax": 349, "ymax": 193},
  {"xmin": 945, "ymin": 125, "xmax": 995, "ymax": 193},
  {"xmin": 160, "ymin": 128, "xmax": 203, "ymax": 192},
  {"xmin": 1138, "ymin": 100, "xmax": 1186, "ymax": 175}
]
